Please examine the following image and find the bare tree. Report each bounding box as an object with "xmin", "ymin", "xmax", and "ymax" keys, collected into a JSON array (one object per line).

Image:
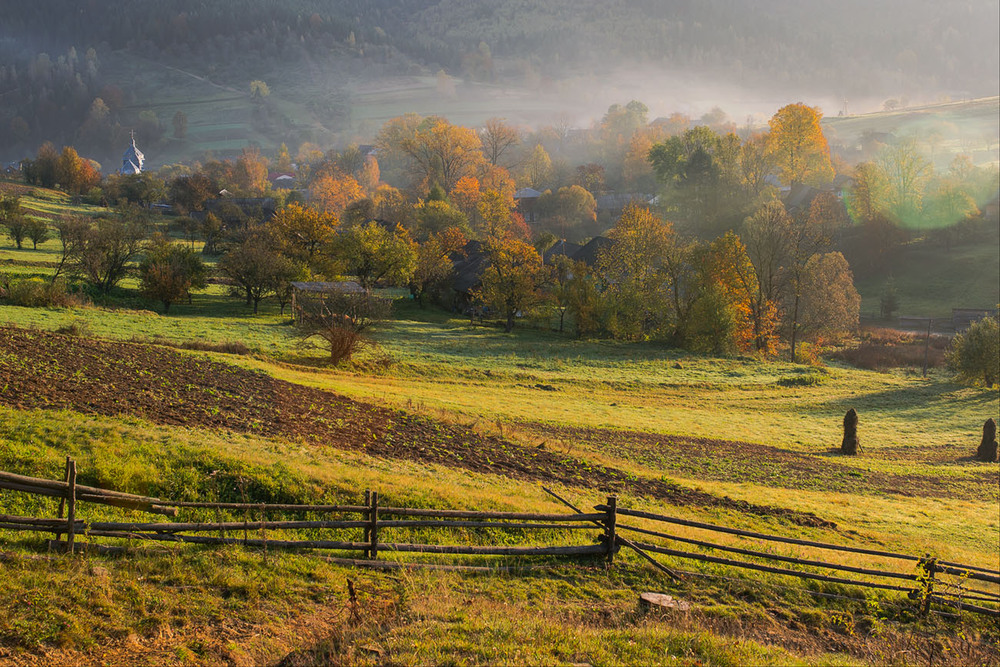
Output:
[
  {"xmin": 296, "ymin": 292, "xmax": 391, "ymax": 363},
  {"xmin": 480, "ymin": 118, "xmax": 521, "ymax": 168}
]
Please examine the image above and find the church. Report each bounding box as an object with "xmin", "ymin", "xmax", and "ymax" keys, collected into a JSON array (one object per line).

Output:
[{"xmin": 120, "ymin": 132, "xmax": 145, "ymax": 175}]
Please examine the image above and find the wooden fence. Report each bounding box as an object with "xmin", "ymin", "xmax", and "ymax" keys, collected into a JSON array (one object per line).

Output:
[{"xmin": 1, "ymin": 459, "xmax": 998, "ymax": 618}]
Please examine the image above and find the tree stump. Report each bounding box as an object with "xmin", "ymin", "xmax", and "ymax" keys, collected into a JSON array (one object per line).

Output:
[
  {"xmin": 977, "ymin": 418, "xmax": 998, "ymax": 462},
  {"xmin": 841, "ymin": 408, "xmax": 861, "ymax": 455}
]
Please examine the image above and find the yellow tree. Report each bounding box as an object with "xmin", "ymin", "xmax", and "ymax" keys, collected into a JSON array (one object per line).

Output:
[
  {"xmin": 766, "ymin": 103, "xmax": 834, "ymax": 187},
  {"xmin": 268, "ymin": 203, "xmax": 338, "ymax": 265},
  {"xmin": 233, "ymin": 147, "xmax": 269, "ymax": 194},
  {"xmin": 478, "ymin": 235, "xmax": 545, "ymax": 332},
  {"xmin": 388, "ymin": 116, "xmax": 485, "ymax": 192}
]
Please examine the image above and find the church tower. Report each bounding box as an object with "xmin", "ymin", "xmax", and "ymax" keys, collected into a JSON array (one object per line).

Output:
[{"xmin": 120, "ymin": 131, "xmax": 145, "ymax": 175}]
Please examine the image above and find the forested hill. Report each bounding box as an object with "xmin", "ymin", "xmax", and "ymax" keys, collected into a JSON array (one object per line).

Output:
[
  {"xmin": 4, "ymin": 0, "xmax": 997, "ymax": 94},
  {"xmin": 1, "ymin": 0, "xmax": 997, "ymax": 160}
]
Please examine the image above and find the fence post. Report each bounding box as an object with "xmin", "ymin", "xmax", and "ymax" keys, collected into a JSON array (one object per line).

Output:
[
  {"xmin": 918, "ymin": 557, "xmax": 937, "ymax": 616},
  {"xmin": 57, "ymin": 456, "xmax": 71, "ymax": 520},
  {"xmin": 604, "ymin": 495, "xmax": 617, "ymax": 564},
  {"xmin": 363, "ymin": 489, "xmax": 372, "ymax": 559},
  {"xmin": 65, "ymin": 459, "xmax": 77, "ymax": 554},
  {"xmin": 369, "ymin": 491, "xmax": 379, "ymax": 560}
]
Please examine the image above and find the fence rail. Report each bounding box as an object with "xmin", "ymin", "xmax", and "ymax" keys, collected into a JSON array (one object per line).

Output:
[{"xmin": 1, "ymin": 458, "xmax": 998, "ymax": 618}]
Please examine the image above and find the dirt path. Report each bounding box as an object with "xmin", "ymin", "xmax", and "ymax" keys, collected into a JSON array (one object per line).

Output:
[{"xmin": 0, "ymin": 327, "xmax": 832, "ymax": 526}]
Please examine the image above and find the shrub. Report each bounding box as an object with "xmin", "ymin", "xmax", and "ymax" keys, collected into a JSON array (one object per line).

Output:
[
  {"xmin": 0, "ymin": 276, "xmax": 85, "ymax": 308},
  {"xmin": 947, "ymin": 316, "xmax": 999, "ymax": 387}
]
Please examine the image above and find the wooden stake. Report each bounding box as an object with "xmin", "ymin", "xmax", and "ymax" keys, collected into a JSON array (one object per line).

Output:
[
  {"xmin": 65, "ymin": 459, "xmax": 77, "ymax": 554},
  {"xmin": 370, "ymin": 492, "xmax": 379, "ymax": 560},
  {"xmin": 57, "ymin": 456, "xmax": 71, "ymax": 519},
  {"xmin": 605, "ymin": 495, "xmax": 617, "ymax": 564},
  {"xmin": 363, "ymin": 489, "xmax": 371, "ymax": 559}
]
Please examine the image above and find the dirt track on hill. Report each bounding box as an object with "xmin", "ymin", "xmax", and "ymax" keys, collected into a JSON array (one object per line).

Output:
[{"xmin": 0, "ymin": 327, "xmax": 836, "ymax": 526}]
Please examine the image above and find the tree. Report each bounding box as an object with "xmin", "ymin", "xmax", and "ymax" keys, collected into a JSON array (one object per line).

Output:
[
  {"xmin": 55, "ymin": 146, "xmax": 101, "ymax": 195},
  {"xmin": 416, "ymin": 199, "xmax": 470, "ymax": 239},
  {"xmin": 218, "ymin": 233, "xmax": 299, "ymax": 314},
  {"xmin": 948, "ymin": 316, "xmax": 999, "ymax": 387},
  {"xmin": 268, "ymin": 203, "xmax": 338, "ymax": 267},
  {"xmin": 686, "ymin": 232, "xmax": 757, "ymax": 355},
  {"xmin": 740, "ymin": 201, "xmax": 791, "ymax": 354},
  {"xmin": 25, "ymin": 219, "xmax": 50, "ymax": 249},
  {"xmin": 409, "ymin": 228, "xmax": 467, "ymax": 307},
  {"xmin": 797, "ymin": 252, "xmax": 860, "ymax": 344},
  {"xmin": 521, "ymin": 144, "xmax": 552, "ymax": 187},
  {"xmin": 309, "ymin": 172, "xmax": 364, "ymax": 215},
  {"xmin": 874, "ymin": 139, "xmax": 932, "ymax": 225},
  {"xmin": 233, "ymin": 147, "xmax": 269, "ymax": 195},
  {"xmin": 786, "ymin": 192, "xmax": 838, "ymax": 361},
  {"xmin": 536, "ymin": 186, "xmax": 597, "ymax": 240},
  {"xmin": 69, "ymin": 207, "xmax": 148, "ymax": 293},
  {"xmin": 1, "ymin": 195, "xmax": 28, "ymax": 249},
  {"xmin": 766, "ymin": 103, "xmax": 834, "ymax": 187},
  {"xmin": 480, "ymin": 118, "xmax": 520, "ymax": 167},
  {"xmin": 169, "ymin": 172, "xmax": 218, "ymax": 213},
  {"xmin": 139, "ymin": 236, "xmax": 208, "ymax": 313},
  {"xmin": 296, "ymin": 292, "xmax": 392, "ymax": 364},
  {"xmin": 339, "ymin": 221, "xmax": 416, "ymax": 290},
  {"xmin": 596, "ymin": 203, "xmax": 675, "ymax": 341},
  {"xmin": 477, "ymin": 235, "xmax": 545, "ymax": 332},
  {"xmin": 249, "ymin": 80, "xmax": 270, "ymax": 101},
  {"xmin": 378, "ymin": 116, "xmax": 485, "ymax": 192}
]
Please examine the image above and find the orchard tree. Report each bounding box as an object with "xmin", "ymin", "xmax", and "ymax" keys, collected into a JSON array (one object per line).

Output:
[
  {"xmin": 219, "ymin": 233, "xmax": 300, "ymax": 313},
  {"xmin": 139, "ymin": 236, "xmax": 208, "ymax": 313},
  {"xmin": 766, "ymin": 103, "xmax": 834, "ymax": 187}
]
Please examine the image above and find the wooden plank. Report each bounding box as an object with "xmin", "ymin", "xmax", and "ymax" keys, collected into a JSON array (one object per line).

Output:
[
  {"xmin": 629, "ymin": 540, "xmax": 914, "ymax": 593},
  {"xmin": 616, "ymin": 523, "xmax": 919, "ymax": 582},
  {"xmin": 376, "ymin": 543, "xmax": 607, "ymax": 556},
  {"xmin": 378, "ymin": 508, "xmax": 606, "ymax": 521},
  {"xmin": 603, "ymin": 505, "xmax": 1000, "ymax": 584},
  {"xmin": 66, "ymin": 460, "xmax": 76, "ymax": 554}
]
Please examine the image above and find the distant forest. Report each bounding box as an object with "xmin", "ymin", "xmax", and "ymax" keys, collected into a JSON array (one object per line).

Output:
[{"xmin": 1, "ymin": 0, "xmax": 998, "ymax": 155}]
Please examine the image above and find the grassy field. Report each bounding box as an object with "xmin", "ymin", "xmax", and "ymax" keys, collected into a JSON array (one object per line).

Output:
[{"xmin": 0, "ymin": 186, "xmax": 997, "ymax": 664}]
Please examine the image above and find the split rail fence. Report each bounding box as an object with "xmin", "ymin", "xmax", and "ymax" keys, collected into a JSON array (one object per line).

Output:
[{"xmin": 1, "ymin": 459, "xmax": 998, "ymax": 618}]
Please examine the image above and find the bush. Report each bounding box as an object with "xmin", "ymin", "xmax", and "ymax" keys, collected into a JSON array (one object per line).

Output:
[
  {"xmin": 0, "ymin": 276, "xmax": 85, "ymax": 308},
  {"xmin": 947, "ymin": 316, "xmax": 999, "ymax": 387}
]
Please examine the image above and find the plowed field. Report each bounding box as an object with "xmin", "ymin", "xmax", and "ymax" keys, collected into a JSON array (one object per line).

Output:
[{"xmin": 0, "ymin": 327, "xmax": 833, "ymax": 526}]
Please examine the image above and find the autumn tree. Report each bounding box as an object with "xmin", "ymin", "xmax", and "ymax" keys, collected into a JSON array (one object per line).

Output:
[
  {"xmin": 416, "ymin": 199, "xmax": 470, "ymax": 239},
  {"xmin": 786, "ymin": 192, "xmax": 839, "ymax": 361},
  {"xmin": 739, "ymin": 201, "xmax": 791, "ymax": 354},
  {"xmin": 139, "ymin": 235, "xmax": 208, "ymax": 313},
  {"xmin": 55, "ymin": 146, "xmax": 101, "ymax": 195},
  {"xmin": 766, "ymin": 103, "xmax": 834, "ymax": 187},
  {"xmin": 536, "ymin": 185, "xmax": 597, "ymax": 240},
  {"xmin": 233, "ymin": 147, "xmax": 269, "ymax": 195},
  {"xmin": 309, "ymin": 172, "xmax": 364, "ymax": 215},
  {"xmin": 478, "ymin": 235, "xmax": 546, "ymax": 332},
  {"xmin": 268, "ymin": 203, "xmax": 338, "ymax": 267},
  {"xmin": 685, "ymin": 232, "xmax": 757, "ymax": 355},
  {"xmin": 339, "ymin": 221, "xmax": 416, "ymax": 290},
  {"xmin": 409, "ymin": 227, "xmax": 467, "ymax": 307},
  {"xmin": 797, "ymin": 252, "xmax": 861, "ymax": 344},
  {"xmin": 520, "ymin": 144, "xmax": 553, "ymax": 187},
  {"xmin": 377, "ymin": 115, "xmax": 485, "ymax": 192},
  {"xmin": 596, "ymin": 203, "xmax": 675, "ymax": 341},
  {"xmin": 169, "ymin": 172, "xmax": 218, "ymax": 213},
  {"xmin": 480, "ymin": 117, "xmax": 521, "ymax": 167}
]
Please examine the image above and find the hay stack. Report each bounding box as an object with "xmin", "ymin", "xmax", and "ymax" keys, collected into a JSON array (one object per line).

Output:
[
  {"xmin": 976, "ymin": 418, "xmax": 998, "ymax": 462},
  {"xmin": 841, "ymin": 408, "xmax": 861, "ymax": 455}
]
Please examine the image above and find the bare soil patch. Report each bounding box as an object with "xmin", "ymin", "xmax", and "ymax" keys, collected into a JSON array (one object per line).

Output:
[{"xmin": 0, "ymin": 327, "xmax": 832, "ymax": 526}]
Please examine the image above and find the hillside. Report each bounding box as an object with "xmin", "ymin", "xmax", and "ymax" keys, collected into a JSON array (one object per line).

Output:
[{"xmin": 2, "ymin": 0, "xmax": 998, "ymax": 164}]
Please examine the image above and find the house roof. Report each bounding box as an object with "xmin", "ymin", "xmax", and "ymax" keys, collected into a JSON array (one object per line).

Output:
[
  {"xmin": 291, "ymin": 281, "xmax": 366, "ymax": 294},
  {"xmin": 571, "ymin": 236, "xmax": 613, "ymax": 266},
  {"xmin": 514, "ymin": 188, "xmax": 542, "ymax": 200},
  {"xmin": 543, "ymin": 240, "xmax": 582, "ymax": 264}
]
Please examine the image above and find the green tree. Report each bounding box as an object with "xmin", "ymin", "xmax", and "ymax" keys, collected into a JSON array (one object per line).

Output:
[
  {"xmin": 139, "ymin": 236, "xmax": 208, "ymax": 313},
  {"xmin": 797, "ymin": 252, "xmax": 861, "ymax": 344},
  {"xmin": 948, "ymin": 316, "xmax": 999, "ymax": 387},
  {"xmin": 1, "ymin": 195, "xmax": 28, "ymax": 249},
  {"xmin": 25, "ymin": 219, "xmax": 50, "ymax": 249},
  {"xmin": 218, "ymin": 233, "xmax": 299, "ymax": 314},
  {"xmin": 69, "ymin": 207, "xmax": 148, "ymax": 293}
]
